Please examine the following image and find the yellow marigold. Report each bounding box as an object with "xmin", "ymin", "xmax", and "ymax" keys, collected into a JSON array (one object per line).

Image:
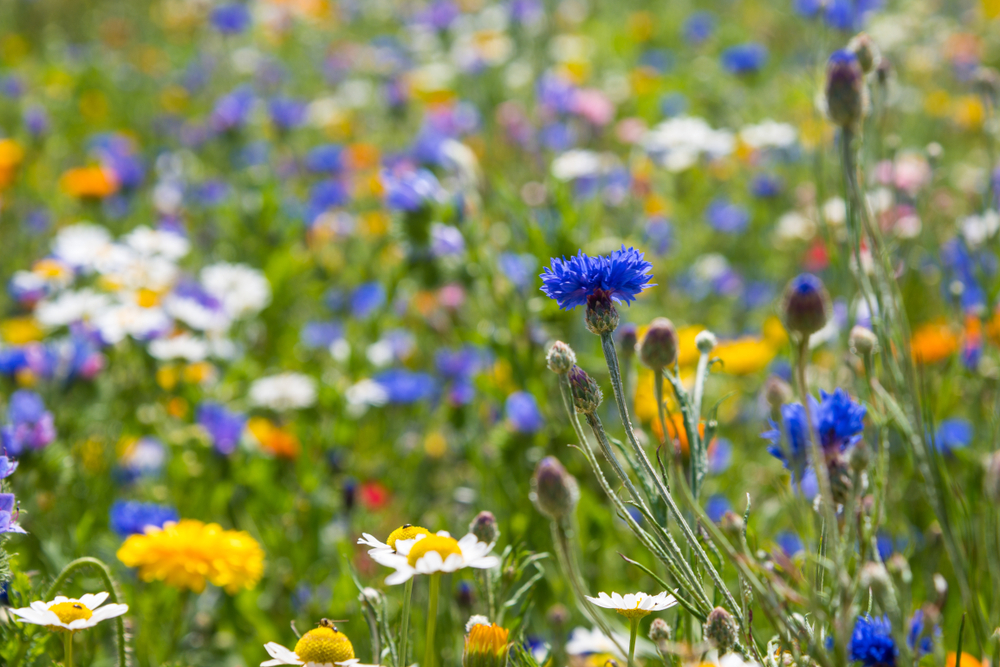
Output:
[
  {"xmin": 117, "ymin": 519, "xmax": 264, "ymax": 593},
  {"xmin": 714, "ymin": 336, "xmax": 777, "ymax": 376},
  {"xmin": 60, "ymin": 165, "xmax": 119, "ymax": 199},
  {"xmin": 911, "ymin": 322, "xmax": 958, "ymax": 364}
]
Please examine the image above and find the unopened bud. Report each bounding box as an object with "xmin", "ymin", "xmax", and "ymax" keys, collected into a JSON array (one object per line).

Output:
[
  {"xmin": 463, "ymin": 622, "xmax": 510, "ymax": 667},
  {"xmin": 859, "ymin": 562, "xmax": 891, "ymax": 600},
  {"xmin": 648, "ymin": 617, "xmax": 672, "ymax": 643},
  {"xmin": 469, "ymin": 511, "xmax": 499, "ymax": 544},
  {"xmin": 618, "ymin": 324, "xmax": 638, "ymax": 356},
  {"xmin": 695, "ymin": 330, "xmax": 717, "ymax": 354},
  {"xmin": 764, "ymin": 375, "xmax": 793, "ymax": 411},
  {"xmin": 720, "ymin": 511, "xmax": 745, "ymax": 537},
  {"xmin": 546, "ymin": 341, "xmax": 577, "ymax": 374},
  {"xmin": 639, "ymin": 318, "xmax": 679, "ymax": 369},
  {"xmin": 531, "ymin": 457, "xmax": 580, "ymax": 520},
  {"xmin": 703, "ymin": 607, "xmax": 738, "ymax": 655},
  {"xmin": 782, "ymin": 273, "xmax": 830, "ymax": 337},
  {"xmin": 568, "ymin": 365, "xmax": 603, "ymax": 414},
  {"xmin": 847, "ymin": 33, "xmax": 881, "ymax": 74},
  {"xmin": 825, "ymin": 50, "xmax": 865, "ymax": 128},
  {"xmin": 849, "ymin": 326, "xmax": 878, "ymax": 356},
  {"xmin": 886, "ymin": 553, "xmax": 911, "ymax": 584},
  {"xmin": 585, "ymin": 288, "xmax": 620, "ymax": 335}
]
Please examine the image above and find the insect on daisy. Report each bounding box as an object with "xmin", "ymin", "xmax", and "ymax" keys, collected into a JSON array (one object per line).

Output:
[
  {"xmin": 585, "ymin": 592, "xmax": 677, "ymax": 667},
  {"xmin": 356, "ymin": 523, "xmax": 431, "ymax": 555},
  {"xmin": 262, "ymin": 619, "xmax": 358, "ymax": 667}
]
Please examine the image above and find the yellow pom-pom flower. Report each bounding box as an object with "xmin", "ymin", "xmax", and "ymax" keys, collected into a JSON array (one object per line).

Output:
[
  {"xmin": 262, "ymin": 619, "xmax": 357, "ymax": 667},
  {"xmin": 117, "ymin": 519, "xmax": 264, "ymax": 593}
]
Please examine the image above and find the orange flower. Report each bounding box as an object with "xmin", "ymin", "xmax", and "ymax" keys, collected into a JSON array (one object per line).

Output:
[
  {"xmin": 248, "ymin": 417, "xmax": 300, "ymax": 458},
  {"xmin": 0, "ymin": 138, "xmax": 25, "ymax": 189},
  {"xmin": 60, "ymin": 165, "xmax": 119, "ymax": 199},
  {"xmin": 946, "ymin": 653, "xmax": 984, "ymax": 667},
  {"xmin": 911, "ymin": 322, "xmax": 959, "ymax": 364}
]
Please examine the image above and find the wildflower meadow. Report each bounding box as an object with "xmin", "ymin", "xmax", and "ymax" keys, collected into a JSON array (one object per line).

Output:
[{"xmin": 0, "ymin": 1, "xmax": 999, "ymax": 666}]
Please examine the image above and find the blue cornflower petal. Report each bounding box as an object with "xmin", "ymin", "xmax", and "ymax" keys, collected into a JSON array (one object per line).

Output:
[
  {"xmin": 539, "ymin": 245, "xmax": 655, "ymax": 310},
  {"xmin": 850, "ymin": 615, "xmax": 897, "ymax": 667}
]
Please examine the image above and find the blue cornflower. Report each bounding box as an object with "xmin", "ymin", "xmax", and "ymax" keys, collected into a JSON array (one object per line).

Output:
[
  {"xmin": 436, "ymin": 346, "xmax": 487, "ymax": 405},
  {"xmin": 210, "ymin": 3, "xmax": 252, "ymax": 34},
  {"xmin": 824, "ymin": 0, "xmax": 882, "ymax": 31},
  {"xmin": 269, "ymin": 97, "xmax": 306, "ymax": 131},
  {"xmin": 683, "ymin": 11, "xmax": 716, "ymax": 45},
  {"xmin": 211, "ymin": 86, "xmax": 255, "ymax": 133},
  {"xmin": 498, "ymin": 253, "xmax": 537, "ymax": 289},
  {"xmin": 907, "ymin": 610, "xmax": 934, "ymax": 657},
  {"xmin": 373, "ymin": 369, "xmax": 438, "ymax": 404},
  {"xmin": 2, "ymin": 390, "xmax": 56, "ymax": 456},
  {"xmin": 750, "ymin": 173, "xmax": 784, "ymax": 198},
  {"xmin": 849, "ymin": 615, "xmax": 897, "ymax": 667},
  {"xmin": 381, "ymin": 168, "xmax": 444, "ymax": 212},
  {"xmin": 196, "ymin": 402, "xmax": 246, "ymax": 455},
  {"xmin": 644, "ymin": 217, "xmax": 674, "ymax": 256},
  {"xmin": 307, "ymin": 179, "xmax": 349, "ymax": 221},
  {"xmin": 0, "ymin": 493, "xmax": 25, "ymax": 534},
  {"xmin": 705, "ymin": 198, "xmax": 750, "ymax": 234},
  {"xmin": 304, "ymin": 145, "xmax": 343, "ymax": 173},
  {"xmin": 351, "ymin": 282, "xmax": 386, "ymax": 319},
  {"xmin": 814, "ymin": 388, "xmax": 867, "ymax": 452},
  {"xmin": 762, "ymin": 400, "xmax": 812, "ymax": 484},
  {"xmin": 721, "ymin": 43, "xmax": 768, "ymax": 75},
  {"xmin": 109, "ymin": 500, "xmax": 179, "ymax": 537},
  {"xmin": 775, "ymin": 531, "xmax": 803, "ymax": 557},
  {"xmin": 705, "ymin": 494, "xmax": 731, "ymax": 522},
  {"xmin": 934, "ymin": 418, "xmax": 972, "ymax": 455},
  {"xmin": 505, "ymin": 392, "xmax": 544, "ymax": 434},
  {"xmin": 540, "ymin": 246, "xmax": 654, "ymax": 310},
  {"xmin": 708, "ymin": 437, "xmax": 732, "ymax": 474}
]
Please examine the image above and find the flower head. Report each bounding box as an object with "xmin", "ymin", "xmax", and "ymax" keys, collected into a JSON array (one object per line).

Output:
[
  {"xmin": 263, "ymin": 619, "xmax": 356, "ymax": 667},
  {"xmin": 540, "ymin": 246, "xmax": 654, "ymax": 310},
  {"xmin": 369, "ymin": 532, "xmax": 499, "ymax": 585},
  {"xmin": 585, "ymin": 591, "xmax": 677, "ymax": 620},
  {"xmin": 117, "ymin": 519, "xmax": 264, "ymax": 593},
  {"xmin": 0, "ymin": 493, "xmax": 26, "ymax": 534},
  {"xmin": 9, "ymin": 592, "xmax": 127, "ymax": 633},
  {"xmin": 849, "ymin": 615, "xmax": 897, "ymax": 667},
  {"xmin": 109, "ymin": 500, "xmax": 179, "ymax": 537},
  {"xmin": 357, "ymin": 524, "xmax": 431, "ymax": 555},
  {"xmin": 463, "ymin": 622, "xmax": 510, "ymax": 667}
]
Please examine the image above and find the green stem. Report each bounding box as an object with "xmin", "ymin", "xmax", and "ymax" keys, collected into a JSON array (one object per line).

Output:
[
  {"xmin": 398, "ymin": 579, "xmax": 413, "ymax": 667},
  {"xmin": 424, "ymin": 574, "xmax": 440, "ymax": 667},
  {"xmin": 44, "ymin": 557, "xmax": 130, "ymax": 667},
  {"xmin": 628, "ymin": 617, "xmax": 639, "ymax": 667},
  {"xmin": 65, "ymin": 632, "xmax": 74, "ymax": 667}
]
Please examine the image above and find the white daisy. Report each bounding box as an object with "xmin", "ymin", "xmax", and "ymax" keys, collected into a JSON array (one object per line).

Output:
[
  {"xmin": 250, "ymin": 373, "xmax": 318, "ymax": 410},
  {"xmin": 201, "ymin": 263, "xmax": 272, "ymax": 319},
  {"xmin": 123, "ymin": 225, "xmax": 191, "ymax": 260},
  {"xmin": 585, "ymin": 591, "xmax": 677, "ymax": 619},
  {"xmin": 9, "ymin": 592, "xmax": 128, "ymax": 632},
  {"xmin": 357, "ymin": 524, "xmax": 431, "ymax": 556},
  {"xmin": 261, "ymin": 620, "xmax": 357, "ymax": 667},
  {"xmin": 148, "ymin": 333, "xmax": 210, "ymax": 362},
  {"xmin": 369, "ymin": 532, "xmax": 499, "ymax": 585},
  {"xmin": 51, "ymin": 223, "xmax": 114, "ymax": 271}
]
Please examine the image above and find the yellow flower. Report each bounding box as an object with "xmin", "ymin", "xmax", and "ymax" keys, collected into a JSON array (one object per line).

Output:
[
  {"xmin": 713, "ymin": 336, "xmax": 777, "ymax": 376},
  {"xmin": 464, "ymin": 622, "xmax": 510, "ymax": 667},
  {"xmin": 248, "ymin": 417, "xmax": 301, "ymax": 459},
  {"xmin": 947, "ymin": 653, "xmax": 984, "ymax": 667},
  {"xmin": 911, "ymin": 322, "xmax": 958, "ymax": 364},
  {"xmin": 0, "ymin": 138, "xmax": 24, "ymax": 189},
  {"xmin": 0, "ymin": 317, "xmax": 42, "ymax": 345},
  {"xmin": 117, "ymin": 519, "xmax": 265, "ymax": 593}
]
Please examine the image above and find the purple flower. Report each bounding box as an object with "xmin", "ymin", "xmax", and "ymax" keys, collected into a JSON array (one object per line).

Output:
[
  {"xmin": 109, "ymin": 500, "xmax": 179, "ymax": 537},
  {"xmin": 0, "ymin": 493, "xmax": 25, "ymax": 534},
  {"xmin": 934, "ymin": 418, "xmax": 972, "ymax": 455},
  {"xmin": 506, "ymin": 391, "xmax": 544, "ymax": 433},
  {"xmin": 210, "ymin": 3, "xmax": 252, "ymax": 34},
  {"xmin": 269, "ymin": 97, "xmax": 306, "ymax": 131},
  {"xmin": 211, "ymin": 86, "xmax": 255, "ymax": 133},
  {"xmin": 430, "ymin": 223, "xmax": 465, "ymax": 257},
  {"xmin": 2, "ymin": 390, "xmax": 56, "ymax": 456},
  {"xmin": 850, "ymin": 615, "xmax": 897, "ymax": 667},
  {"xmin": 497, "ymin": 253, "xmax": 537, "ymax": 289},
  {"xmin": 540, "ymin": 246, "xmax": 655, "ymax": 310},
  {"xmin": 0, "ymin": 456, "xmax": 17, "ymax": 479},
  {"xmin": 351, "ymin": 282, "xmax": 386, "ymax": 319},
  {"xmin": 381, "ymin": 168, "xmax": 444, "ymax": 212},
  {"xmin": 705, "ymin": 494, "xmax": 731, "ymax": 522},
  {"xmin": 705, "ymin": 198, "xmax": 750, "ymax": 234},
  {"xmin": 683, "ymin": 11, "xmax": 715, "ymax": 45},
  {"xmin": 304, "ymin": 145, "xmax": 343, "ymax": 173},
  {"xmin": 301, "ymin": 321, "xmax": 344, "ymax": 349},
  {"xmin": 197, "ymin": 402, "xmax": 246, "ymax": 455}
]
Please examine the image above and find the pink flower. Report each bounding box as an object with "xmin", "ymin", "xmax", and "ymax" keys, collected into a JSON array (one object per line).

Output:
[{"xmin": 572, "ymin": 89, "xmax": 615, "ymax": 126}]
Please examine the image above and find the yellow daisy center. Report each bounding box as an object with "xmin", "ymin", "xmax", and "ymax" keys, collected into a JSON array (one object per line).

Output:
[
  {"xmin": 386, "ymin": 524, "xmax": 430, "ymax": 550},
  {"xmin": 407, "ymin": 534, "xmax": 461, "ymax": 567},
  {"xmin": 615, "ymin": 601, "xmax": 652, "ymax": 620},
  {"xmin": 49, "ymin": 602, "xmax": 93, "ymax": 625},
  {"xmin": 294, "ymin": 626, "xmax": 355, "ymax": 664}
]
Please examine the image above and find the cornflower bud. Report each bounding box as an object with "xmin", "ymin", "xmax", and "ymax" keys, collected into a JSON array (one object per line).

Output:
[
  {"xmin": 568, "ymin": 365, "xmax": 602, "ymax": 414},
  {"xmin": 849, "ymin": 326, "xmax": 878, "ymax": 356},
  {"xmin": 639, "ymin": 318, "xmax": 679, "ymax": 369},
  {"xmin": 825, "ymin": 50, "xmax": 865, "ymax": 128},
  {"xmin": 847, "ymin": 33, "xmax": 881, "ymax": 74},
  {"xmin": 782, "ymin": 273, "xmax": 830, "ymax": 337},
  {"xmin": 695, "ymin": 330, "xmax": 717, "ymax": 354},
  {"xmin": 703, "ymin": 607, "xmax": 739, "ymax": 655},
  {"xmin": 469, "ymin": 511, "xmax": 499, "ymax": 544},
  {"xmin": 531, "ymin": 457, "xmax": 580, "ymax": 520},
  {"xmin": 546, "ymin": 341, "xmax": 577, "ymax": 374}
]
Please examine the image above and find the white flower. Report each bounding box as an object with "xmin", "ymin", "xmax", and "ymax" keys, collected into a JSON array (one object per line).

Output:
[
  {"xmin": 738, "ymin": 120, "xmax": 797, "ymax": 150},
  {"xmin": 585, "ymin": 591, "xmax": 677, "ymax": 619},
  {"xmin": 148, "ymin": 333, "xmax": 210, "ymax": 362},
  {"xmin": 35, "ymin": 289, "xmax": 112, "ymax": 328},
  {"xmin": 10, "ymin": 592, "xmax": 128, "ymax": 632},
  {"xmin": 369, "ymin": 532, "xmax": 499, "ymax": 585},
  {"xmin": 565, "ymin": 627, "xmax": 654, "ymax": 658},
  {"xmin": 345, "ymin": 380, "xmax": 389, "ymax": 413},
  {"xmin": 261, "ymin": 643, "xmax": 364, "ymax": 667},
  {"xmin": 52, "ymin": 223, "xmax": 113, "ymax": 270},
  {"xmin": 642, "ymin": 117, "xmax": 735, "ymax": 172},
  {"xmin": 201, "ymin": 263, "xmax": 272, "ymax": 319},
  {"xmin": 550, "ymin": 149, "xmax": 603, "ymax": 181},
  {"xmin": 962, "ymin": 210, "xmax": 1000, "ymax": 248},
  {"xmin": 163, "ymin": 295, "xmax": 230, "ymax": 333},
  {"xmin": 93, "ymin": 303, "xmax": 171, "ymax": 345},
  {"xmin": 250, "ymin": 373, "xmax": 317, "ymax": 410},
  {"xmin": 123, "ymin": 225, "xmax": 191, "ymax": 260}
]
